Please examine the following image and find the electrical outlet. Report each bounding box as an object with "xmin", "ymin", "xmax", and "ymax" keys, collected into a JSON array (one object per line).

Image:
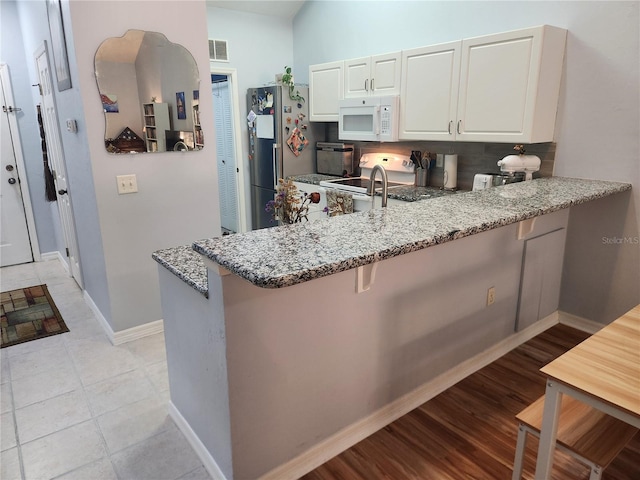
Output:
[
  {"xmin": 487, "ymin": 286, "xmax": 496, "ymax": 306},
  {"xmin": 116, "ymin": 174, "xmax": 138, "ymax": 194},
  {"xmin": 436, "ymin": 154, "xmax": 444, "ymax": 168}
]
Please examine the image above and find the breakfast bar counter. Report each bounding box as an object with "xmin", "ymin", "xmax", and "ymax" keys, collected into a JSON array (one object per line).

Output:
[
  {"xmin": 155, "ymin": 177, "xmax": 630, "ymax": 292},
  {"xmin": 153, "ymin": 176, "xmax": 631, "ymax": 480}
]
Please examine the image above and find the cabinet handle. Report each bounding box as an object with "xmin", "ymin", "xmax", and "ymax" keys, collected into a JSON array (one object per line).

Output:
[
  {"xmin": 448, "ymin": 121, "xmax": 452, "ymax": 135},
  {"xmin": 457, "ymin": 120, "xmax": 462, "ymax": 135},
  {"xmin": 371, "ymin": 78, "xmax": 374, "ymax": 91},
  {"xmin": 364, "ymin": 79, "xmax": 368, "ymax": 92}
]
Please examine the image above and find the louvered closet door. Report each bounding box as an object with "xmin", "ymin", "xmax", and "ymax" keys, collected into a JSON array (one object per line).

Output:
[{"xmin": 213, "ymin": 80, "xmax": 238, "ymax": 233}]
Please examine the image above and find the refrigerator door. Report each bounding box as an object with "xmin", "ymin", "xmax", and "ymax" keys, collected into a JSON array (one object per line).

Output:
[
  {"xmin": 248, "ymin": 85, "xmax": 321, "ymax": 229},
  {"xmin": 251, "ymin": 185, "xmax": 278, "ymax": 229},
  {"xmin": 280, "ymin": 86, "xmax": 315, "ymax": 178},
  {"xmin": 248, "ymin": 86, "xmax": 280, "ymax": 229},
  {"xmin": 248, "ymin": 86, "xmax": 280, "ymax": 190}
]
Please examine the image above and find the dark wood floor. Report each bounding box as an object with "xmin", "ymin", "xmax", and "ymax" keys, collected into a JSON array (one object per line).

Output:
[{"xmin": 302, "ymin": 324, "xmax": 640, "ymax": 480}]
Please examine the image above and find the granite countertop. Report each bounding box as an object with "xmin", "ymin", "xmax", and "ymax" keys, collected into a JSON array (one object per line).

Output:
[
  {"xmin": 288, "ymin": 173, "xmax": 342, "ymax": 185},
  {"xmin": 154, "ymin": 177, "xmax": 631, "ymax": 293},
  {"xmin": 152, "ymin": 245, "xmax": 208, "ymax": 297}
]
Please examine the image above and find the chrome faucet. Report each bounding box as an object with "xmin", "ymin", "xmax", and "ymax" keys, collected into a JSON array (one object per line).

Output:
[{"xmin": 368, "ymin": 164, "xmax": 389, "ymax": 208}]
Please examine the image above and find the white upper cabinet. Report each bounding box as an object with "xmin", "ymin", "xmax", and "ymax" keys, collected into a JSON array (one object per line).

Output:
[
  {"xmin": 309, "ymin": 61, "xmax": 344, "ymax": 122},
  {"xmin": 456, "ymin": 25, "xmax": 567, "ymax": 143},
  {"xmin": 399, "ymin": 25, "xmax": 566, "ymax": 143},
  {"xmin": 311, "ymin": 25, "xmax": 566, "ymax": 142},
  {"xmin": 344, "ymin": 52, "xmax": 401, "ymax": 98},
  {"xmin": 399, "ymin": 41, "xmax": 461, "ymax": 141}
]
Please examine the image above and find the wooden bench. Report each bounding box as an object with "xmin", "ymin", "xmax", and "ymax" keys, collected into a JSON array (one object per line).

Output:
[{"xmin": 512, "ymin": 394, "xmax": 638, "ymax": 480}]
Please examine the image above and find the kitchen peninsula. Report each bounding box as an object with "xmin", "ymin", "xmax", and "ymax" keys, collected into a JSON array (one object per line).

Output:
[{"xmin": 154, "ymin": 177, "xmax": 631, "ymax": 480}]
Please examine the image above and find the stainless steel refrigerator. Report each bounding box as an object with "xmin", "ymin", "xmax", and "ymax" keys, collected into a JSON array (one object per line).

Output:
[{"xmin": 248, "ymin": 86, "xmax": 320, "ymax": 229}]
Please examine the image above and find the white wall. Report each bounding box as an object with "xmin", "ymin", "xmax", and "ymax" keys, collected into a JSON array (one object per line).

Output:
[
  {"xmin": 69, "ymin": 0, "xmax": 220, "ymax": 332},
  {"xmin": 293, "ymin": 0, "xmax": 640, "ymax": 323}
]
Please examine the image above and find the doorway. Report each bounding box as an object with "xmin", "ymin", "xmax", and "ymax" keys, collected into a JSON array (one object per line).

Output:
[
  {"xmin": 0, "ymin": 63, "xmax": 39, "ymax": 267},
  {"xmin": 35, "ymin": 43, "xmax": 83, "ymax": 287},
  {"xmin": 210, "ymin": 68, "xmax": 246, "ymax": 234}
]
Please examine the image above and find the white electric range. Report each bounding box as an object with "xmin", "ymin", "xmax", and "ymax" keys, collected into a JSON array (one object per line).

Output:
[{"xmin": 319, "ymin": 153, "xmax": 415, "ymax": 210}]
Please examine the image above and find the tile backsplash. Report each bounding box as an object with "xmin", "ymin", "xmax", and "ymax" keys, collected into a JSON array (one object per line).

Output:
[{"xmin": 321, "ymin": 123, "xmax": 556, "ymax": 191}]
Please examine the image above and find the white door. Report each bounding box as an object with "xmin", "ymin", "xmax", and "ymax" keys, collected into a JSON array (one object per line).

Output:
[
  {"xmin": 399, "ymin": 41, "xmax": 461, "ymax": 141},
  {"xmin": 0, "ymin": 67, "xmax": 33, "ymax": 267},
  {"xmin": 35, "ymin": 43, "xmax": 83, "ymax": 286},
  {"xmin": 212, "ymin": 78, "xmax": 238, "ymax": 233}
]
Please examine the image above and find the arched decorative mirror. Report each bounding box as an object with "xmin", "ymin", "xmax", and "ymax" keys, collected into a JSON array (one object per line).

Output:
[{"xmin": 95, "ymin": 30, "xmax": 203, "ymax": 154}]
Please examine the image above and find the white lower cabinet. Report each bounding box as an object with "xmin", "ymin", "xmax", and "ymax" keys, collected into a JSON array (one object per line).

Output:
[{"xmin": 516, "ymin": 227, "xmax": 567, "ymax": 331}]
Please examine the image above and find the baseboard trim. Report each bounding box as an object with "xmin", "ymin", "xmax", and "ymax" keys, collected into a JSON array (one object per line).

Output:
[
  {"xmin": 260, "ymin": 312, "xmax": 560, "ymax": 480},
  {"xmin": 112, "ymin": 319, "xmax": 164, "ymax": 345},
  {"xmin": 83, "ymin": 290, "xmax": 115, "ymax": 343},
  {"xmin": 168, "ymin": 402, "xmax": 228, "ymax": 480},
  {"xmin": 39, "ymin": 251, "xmax": 59, "ymax": 262},
  {"xmin": 557, "ymin": 310, "xmax": 603, "ymax": 334},
  {"xmin": 83, "ymin": 290, "xmax": 164, "ymax": 345},
  {"xmin": 40, "ymin": 251, "xmax": 68, "ymax": 272}
]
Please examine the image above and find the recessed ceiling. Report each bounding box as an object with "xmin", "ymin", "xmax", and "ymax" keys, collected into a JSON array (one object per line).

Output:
[{"xmin": 207, "ymin": 0, "xmax": 306, "ymax": 20}]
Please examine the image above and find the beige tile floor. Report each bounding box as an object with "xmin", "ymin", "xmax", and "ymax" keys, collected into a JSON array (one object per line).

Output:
[{"xmin": 0, "ymin": 260, "xmax": 213, "ymax": 480}]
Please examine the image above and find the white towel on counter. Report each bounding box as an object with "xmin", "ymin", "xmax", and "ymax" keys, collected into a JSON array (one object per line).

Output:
[{"xmin": 326, "ymin": 189, "xmax": 354, "ymax": 217}]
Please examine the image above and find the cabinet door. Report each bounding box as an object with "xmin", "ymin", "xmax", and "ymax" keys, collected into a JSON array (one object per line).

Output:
[
  {"xmin": 516, "ymin": 228, "xmax": 566, "ymax": 331},
  {"xmin": 370, "ymin": 52, "xmax": 401, "ymax": 96},
  {"xmin": 456, "ymin": 27, "xmax": 542, "ymax": 142},
  {"xmin": 344, "ymin": 57, "xmax": 370, "ymax": 98},
  {"xmin": 399, "ymin": 42, "xmax": 461, "ymax": 141},
  {"xmin": 309, "ymin": 61, "xmax": 344, "ymax": 122}
]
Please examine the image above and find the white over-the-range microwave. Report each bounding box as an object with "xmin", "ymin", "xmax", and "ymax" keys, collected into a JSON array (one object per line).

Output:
[{"xmin": 338, "ymin": 95, "xmax": 400, "ymax": 142}]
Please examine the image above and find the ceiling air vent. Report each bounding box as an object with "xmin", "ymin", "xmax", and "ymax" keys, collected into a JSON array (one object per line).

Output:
[{"xmin": 209, "ymin": 39, "xmax": 229, "ymax": 62}]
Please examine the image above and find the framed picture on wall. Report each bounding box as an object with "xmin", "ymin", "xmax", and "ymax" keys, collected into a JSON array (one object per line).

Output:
[
  {"xmin": 46, "ymin": 0, "xmax": 72, "ymax": 92},
  {"xmin": 176, "ymin": 91, "xmax": 186, "ymax": 120},
  {"xmin": 100, "ymin": 94, "xmax": 119, "ymax": 113}
]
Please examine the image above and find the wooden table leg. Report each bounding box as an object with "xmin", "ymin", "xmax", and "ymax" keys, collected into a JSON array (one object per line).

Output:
[{"xmin": 534, "ymin": 380, "xmax": 563, "ymax": 479}]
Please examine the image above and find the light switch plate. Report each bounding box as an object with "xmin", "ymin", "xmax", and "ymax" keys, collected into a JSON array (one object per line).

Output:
[
  {"xmin": 66, "ymin": 119, "xmax": 78, "ymax": 133},
  {"xmin": 116, "ymin": 174, "xmax": 138, "ymax": 194}
]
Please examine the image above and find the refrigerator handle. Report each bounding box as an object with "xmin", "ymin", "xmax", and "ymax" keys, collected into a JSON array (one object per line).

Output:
[{"xmin": 272, "ymin": 143, "xmax": 279, "ymax": 189}]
